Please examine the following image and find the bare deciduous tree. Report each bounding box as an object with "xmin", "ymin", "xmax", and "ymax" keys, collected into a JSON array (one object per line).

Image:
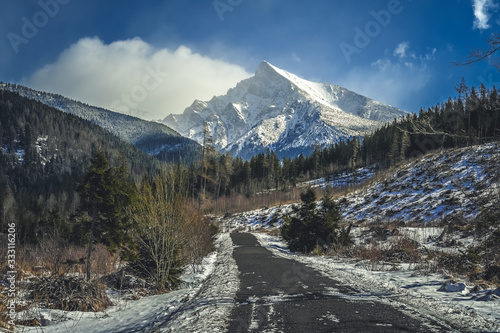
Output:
[
  {"xmin": 453, "ymin": 32, "xmax": 500, "ymax": 71},
  {"xmin": 182, "ymin": 204, "xmax": 216, "ymax": 272},
  {"xmin": 131, "ymin": 173, "xmax": 186, "ymax": 290}
]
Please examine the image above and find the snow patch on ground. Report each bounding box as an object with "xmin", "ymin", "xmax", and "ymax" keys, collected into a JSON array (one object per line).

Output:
[
  {"xmin": 220, "ymin": 204, "xmax": 295, "ymax": 232},
  {"xmin": 304, "ymin": 165, "xmax": 378, "ymax": 189},
  {"xmin": 160, "ymin": 233, "xmax": 239, "ymax": 332}
]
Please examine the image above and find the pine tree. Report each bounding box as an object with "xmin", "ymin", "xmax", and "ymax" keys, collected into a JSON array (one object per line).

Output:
[
  {"xmin": 200, "ymin": 122, "xmax": 216, "ymax": 207},
  {"xmin": 78, "ymin": 149, "xmax": 136, "ymax": 280},
  {"xmin": 348, "ymin": 137, "xmax": 360, "ymax": 170},
  {"xmin": 322, "ymin": 187, "xmax": 352, "ymax": 251},
  {"xmin": 388, "ymin": 132, "xmax": 400, "ymax": 165},
  {"xmin": 454, "ymin": 77, "xmax": 468, "ymax": 100},
  {"xmin": 281, "ymin": 188, "xmax": 316, "ymax": 252},
  {"xmin": 400, "ymin": 131, "xmax": 410, "ymax": 161},
  {"xmin": 281, "ymin": 187, "xmax": 347, "ymax": 253}
]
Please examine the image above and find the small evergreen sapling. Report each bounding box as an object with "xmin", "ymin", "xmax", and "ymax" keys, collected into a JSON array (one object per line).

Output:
[{"xmin": 281, "ymin": 187, "xmax": 349, "ymax": 254}]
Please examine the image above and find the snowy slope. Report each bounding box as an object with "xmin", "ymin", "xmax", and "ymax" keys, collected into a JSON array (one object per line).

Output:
[
  {"xmin": 164, "ymin": 61, "xmax": 407, "ymax": 159},
  {"xmin": 213, "ymin": 142, "xmax": 500, "ymax": 228},
  {"xmin": 1, "ymin": 83, "xmax": 200, "ymax": 162},
  {"xmin": 339, "ymin": 143, "xmax": 500, "ymax": 224}
]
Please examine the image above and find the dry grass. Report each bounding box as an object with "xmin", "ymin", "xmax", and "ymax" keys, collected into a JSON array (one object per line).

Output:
[
  {"xmin": 0, "ymin": 240, "xmax": 122, "ymax": 328},
  {"xmin": 2, "ymin": 240, "xmax": 120, "ymax": 279},
  {"xmin": 205, "ymin": 159, "xmax": 415, "ymax": 217},
  {"xmin": 31, "ymin": 275, "xmax": 112, "ymax": 312},
  {"xmin": 207, "ymin": 189, "xmax": 304, "ymax": 215},
  {"xmin": 385, "ymin": 236, "xmax": 421, "ymax": 263},
  {"xmin": 182, "ymin": 202, "xmax": 219, "ymax": 272}
]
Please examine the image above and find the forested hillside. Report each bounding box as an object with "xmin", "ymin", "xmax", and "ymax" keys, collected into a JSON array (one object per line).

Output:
[
  {"xmin": 0, "ymin": 83, "xmax": 201, "ymax": 164},
  {"xmin": 0, "ymin": 90, "xmax": 160, "ymax": 243}
]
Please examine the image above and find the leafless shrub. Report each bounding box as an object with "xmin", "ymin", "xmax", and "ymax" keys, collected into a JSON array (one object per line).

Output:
[
  {"xmin": 481, "ymin": 264, "xmax": 500, "ymax": 285},
  {"xmin": 384, "ymin": 236, "xmax": 421, "ymax": 263},
  {"xmin": 61, "ymin": 245, "xmax": 87, "ymax": 276},
  {"xmin": 182, "ymin": 203, "xmax": 218, "ymax": 272},
  {"xmin": 354, "ymin": 243, "xmax": 384, "ymax": 271},
  {"xmin": 130, "ymin": 178, "xmax": 188, "ymax": 290},
  {"xmin": 414, "ymin": 259, "xmax": 441, "ymax": 275},
  {"xmin": 91, "ymin": 243, "xmax": 121, "ymax": 277},
  {"xmin": 437, "ymin": 252, "xmax": 476, "ymax": 276},
  {"xmin": 36, "ymin": 237, "xmax": 69, "ymax": 276},
  {"xmin": 3, "ymin": 238, "xmax": 116, "ymax": 280},
  {"xmin": 0, "ymin": 293, "xmax": 13, "ymax": 331},
  {"xmin": 214, "ymin": 189, "xmax": 305, "ymax": 215}
]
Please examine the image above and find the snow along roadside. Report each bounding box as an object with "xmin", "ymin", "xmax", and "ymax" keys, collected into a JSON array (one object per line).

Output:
[
  {"xmin": 159, "ymin": 232, "xmax": 239, "ymax": 332},
  {"xmin": 253, "ymin": 233, "xmax": 500, "ymax": 333},
  {"xmin": 19, "ymin": 233, "xmax": 239, "ymax": 333}
]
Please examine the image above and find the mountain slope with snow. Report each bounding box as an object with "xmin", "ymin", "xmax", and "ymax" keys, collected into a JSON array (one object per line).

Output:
[
  {"xmin": 339, "ymin": 142, "xmax": 500, "ymax": 224},
  {"xmin": 1, "ymin": 83, "xmax": 200, "ymax": 163},
  {"xmin": 164, "ymin": 61, "xmax": 407, "ymax": 159}
]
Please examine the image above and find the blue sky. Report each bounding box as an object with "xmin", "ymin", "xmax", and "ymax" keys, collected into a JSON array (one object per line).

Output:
[{"xmin": 1, "ymin": 0, "xmax": 500, "ymax": 120}]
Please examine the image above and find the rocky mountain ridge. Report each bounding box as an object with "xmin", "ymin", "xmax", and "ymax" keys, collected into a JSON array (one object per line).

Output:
[
  {"xmin": 0, "ymin": 82, "xmax": 199, "ymax": 163},
  {"xmin": 164, "ymin": 61, "xmax": 408, "ymax": 159}
]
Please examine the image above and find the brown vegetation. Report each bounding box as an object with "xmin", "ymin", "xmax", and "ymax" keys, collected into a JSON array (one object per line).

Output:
[
  {"xmin": 31, "ymin": 276, "xmax": 112, "ymax": 312},
  {"xmin": 0, "ymin": 239, "xmax": 119, "ymax": 279},
  {"xmin": 182, "ymin": 203, "xmax": 218, "ymax": 272}
]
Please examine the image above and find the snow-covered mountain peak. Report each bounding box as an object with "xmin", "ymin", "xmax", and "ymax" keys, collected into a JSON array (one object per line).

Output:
[
  {"xmin": 255, "ymin": 60, "xmax": 279, "ymax": 77},
  {"xmin": 254, "ymin": 61, "xmax": 325, "ymax": 100},
  {"xmin": 254, "ymin": 61, "xmax": 302, "ymax": 85},
  {"xmin": 164, "ymin": 62, "xmax": 408, "ymax": 159}
]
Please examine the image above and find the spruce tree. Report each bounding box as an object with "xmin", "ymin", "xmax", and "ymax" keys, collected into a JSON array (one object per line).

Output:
[
  {"xmin": 400, "ymin": 131, "xmax": 411, "ymax": 161},
  {"xmin": 281, "ymin": 188, "xmax": 317, "ymax": 252},
  {"xmin": 78, "ymin": 149, "xmax": 136, "ymax": 280},
  {"xmin": 281, "ymin": 187, "xmax": 349, "ymax": 254}
]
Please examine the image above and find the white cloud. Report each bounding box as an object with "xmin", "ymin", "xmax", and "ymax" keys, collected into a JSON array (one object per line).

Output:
[
  {"xmin": 26, "ymin": 37, "xmax": 252, "ymax": 120},
  {"xmin": 422, "ymin": 48, "xmax": 437, "ymax": 61},
  {"xmin": 292, "ymin": 52, "xmax": 302, "ymax": 63},
  {"xmin": 338, "ymin": 47, "xmax": 437, "ymax": 111},
  {"xmin": 394, "ymin": 41, "xmax": 410, "ymax": 58},
  {"xmin": 341, "ymin": 62, "xmax": 431, "ymax": 111},
  {"xmin": 473, "ymin": 0, "xmax": 497, "ymax": 30}
]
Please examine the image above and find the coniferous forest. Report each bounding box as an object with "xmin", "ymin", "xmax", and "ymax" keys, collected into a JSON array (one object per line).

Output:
[{"xmin": 0, "ymin": 90, "xmax": 160, "ymax": 242}]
